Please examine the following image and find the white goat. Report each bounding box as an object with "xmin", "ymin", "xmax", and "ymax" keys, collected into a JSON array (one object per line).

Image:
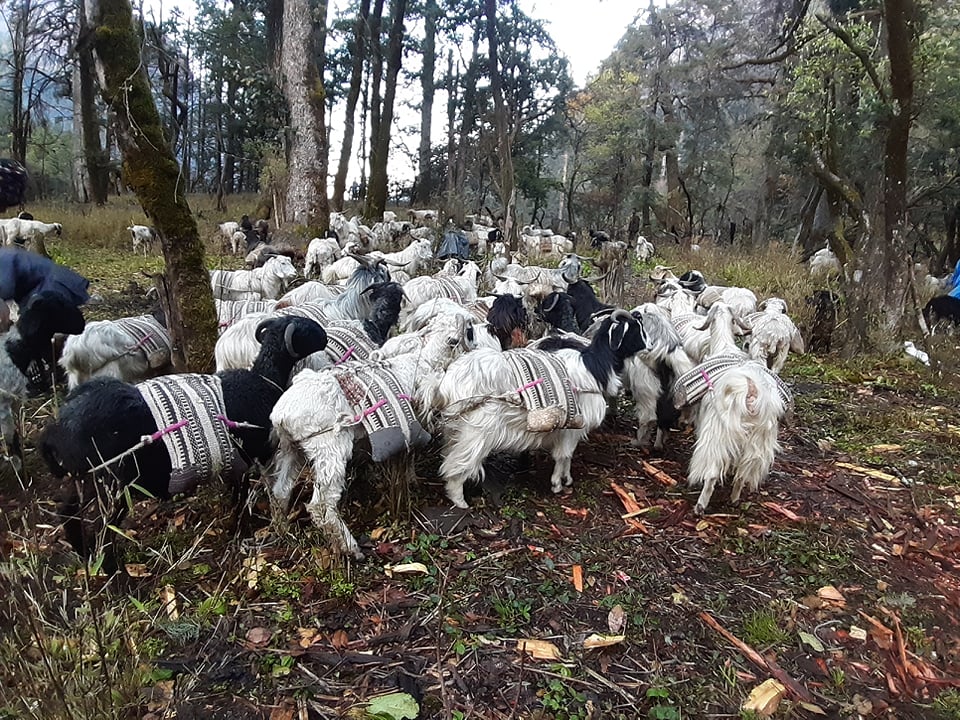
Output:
[
  {"xmin": 278, "ymin": 281, "xmax": 346, "ymax": 306},
  {"xmin": 744, "ymin": 298, "xmax": 805, "ymax": 374},
  {"xmin": 128, "ymin": 225, "xmax": 157, "ymax": 255},
  {"xmin": 635, "ymin": 235, "xmax": 655, "ymax": 262},
  {"xmin": 59, "ymin": 314, "xmax": 173, "ymax": 389},
  {"xmin": 209, "ymin": 254, "xmax": 298, "ymax": 301},
  {"xmin": 322, "ymin": 239, "xmax": 434, "ymax": 284},
  {"xmin": 809, "ymin": 248, "xmax": 842, "ymax": 278},
  {"xmin": 269, "ymin": 313, "xmax": 478, "ymax": 557},
  {"xmin": 697, "ymin": 285, "xmax": 758, "ymax": 317},
  {"xmin": 677, "ymin": 302, "xmax": 789, "ymax": 514},
  {"xmin": 401, "ymin": 261, "xmax": 482, "ymax": 315},
  {"xmin": 429, "ymin": 311, "xmax": 646, "ymax": 509},
  {"xmin": 215, "ymin": 299, "xmax": 278, "ymax": 332},
  {"xmin": 304, "ymin": 236, "xmax": 343, "ymax": 279}
]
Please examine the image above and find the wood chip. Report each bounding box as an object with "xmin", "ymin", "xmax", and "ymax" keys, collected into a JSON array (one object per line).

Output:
[
  {"xmin": 742, "ymin": 678, "xmax": 786, "ymax": 717},
  {"xmin": 517, "ymin": 638, "xmax": 561, "ymax": 660},
  {"xmin": 159, "ymin": 584, "xmax": 179, "ymax": 621},
  {"xmin": 384, "ymin": 562, "xmax": 429, "ymax": 577},
  {"xmin": 583, "ymin": 633, "xmax": 625, "ymax": 649},
  {"xmin": 572, "ymin": 564, "xmax": 583, "ymax": 593},
  {"xmin": 836, "ymin": 462, "xmax": 900, "ymax": 483},
  {"xmin": 639, "ymin": 459, "xmax": 677, "ymax": 486},
  {"xmin": 817, "ymin": 585, "xmax": 846, "ymax": 603}
]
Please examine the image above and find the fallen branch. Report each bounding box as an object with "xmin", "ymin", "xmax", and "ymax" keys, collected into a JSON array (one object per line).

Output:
[{"xmin": 698, "ymin": 611, "xmax": 815, "ymax": 703}]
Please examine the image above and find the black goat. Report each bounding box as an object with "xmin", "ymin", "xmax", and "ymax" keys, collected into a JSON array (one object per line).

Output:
[
  {"xmin": 565, "ymin": 279, "xmax": 614, "ymax": 333},
  {"xmin": 589, "ymin": 230, "xmax": 610, "ymax": 249},
  {"xmin": 41, "ymin": 315, "xmax": 327, "ymax": 569},
  {"xmin": 0, "ymin": 160, "xmax": 27, "ymax": 213},
  {"xmin": 923, "ymin": 295, "xmax": 960, "ymax": 331},
  {"xmin": 537, "ymin": 292, "xmax": 580, "ymax": 334},
  {"xmin": 485, "ymin": 294, "xmax": 529, "ymax": 350}
]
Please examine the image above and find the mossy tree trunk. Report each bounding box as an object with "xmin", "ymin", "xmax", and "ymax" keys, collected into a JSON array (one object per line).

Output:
[{"xmin": 86, "ymin": 0, "xmax": 217, "ymax": 372}]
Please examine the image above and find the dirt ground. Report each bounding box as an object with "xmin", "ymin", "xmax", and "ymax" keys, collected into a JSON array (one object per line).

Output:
[{"xmin": 2, "ymin": 280, "xmax": 960, "ymax": 720}]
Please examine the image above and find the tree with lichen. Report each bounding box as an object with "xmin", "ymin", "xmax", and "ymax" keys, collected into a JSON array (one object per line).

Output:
[{"xmin": 84, "ymin": 0, "xmax": 217, "ymax": 371}]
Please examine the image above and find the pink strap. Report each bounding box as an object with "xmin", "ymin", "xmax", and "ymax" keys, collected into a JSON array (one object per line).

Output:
[
  {"xmin": 149, "ymin": 419, "xmax": 189, "ymax": 443},
  {"xmin": 699, "ymin": 368, "xmax": 714, "ymax": 390},
  {"xmin": 335, "ymin": 346, "xmax": 356, "ymax": 365},
  {"xmin": 354, "ymin": 398, "xmax": 387, "ymax": 422},
  {"xmin": 516, "ymin": 378, "xmax": 544, "ymax": 393}
]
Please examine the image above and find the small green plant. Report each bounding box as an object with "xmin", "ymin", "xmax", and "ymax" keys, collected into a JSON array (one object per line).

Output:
[
  {"xmin": 491, "ymin": 594, "xmax": 532, "ymax": 631},
  {"xmin": 829, "ymin": 666, "xmax": 846, "ymax": 690},
  {"xmin": 933, "ymin": 689, "xmax": 960, "ymax": 719},
  {"xmin": 539, "ymin": 666, "xmax": 587, "ymax": 720},
  {"xmin": 646, "ymin": 687, "xmax": 680, "ymax": 720},
  {"xmin": 742, "ymin": 607, "xmax": 789, "ymax": 649}
]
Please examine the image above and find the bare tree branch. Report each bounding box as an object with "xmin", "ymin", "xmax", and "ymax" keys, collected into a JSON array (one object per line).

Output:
[{"xmin": 815, "ymin": 12, "xmax": 888, "ymax": 103}]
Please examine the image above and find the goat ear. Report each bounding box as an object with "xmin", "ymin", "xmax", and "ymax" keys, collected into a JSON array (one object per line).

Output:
[{"xmin": 758, "ymin": 299, "xmax": 768, "ymax": 311}]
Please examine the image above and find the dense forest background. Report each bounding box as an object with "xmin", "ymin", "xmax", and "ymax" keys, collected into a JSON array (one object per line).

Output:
[{"xmin": 2, "ymin": 0, "xmax": 959, "ymax": 341}]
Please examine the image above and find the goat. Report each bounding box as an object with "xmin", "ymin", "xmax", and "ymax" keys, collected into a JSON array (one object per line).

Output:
[
  {"xmin": 0, "ymin": 160, "xmax": 28, "ymax": 213},
  {"xmin": 564, "ymin": 279, "xmax": 614, "ymax": 333},
  {"xmin": 808, "ymin": 248, "xmax": 842, "ymax": 279},
  {"xmin": 41, "ymin": 316, "xmax": 328, "ymax": 569},
  {"xmin": 215, "ymin": 281, "xmax": 402, "ymax": 372},
  {"xmin": 0, "ymin": 218, "xmax": 62, "ymax": 256},
  {"xmin": 675, "ymin": 302, "xmax": 789, "ymax": 514},
  {"xmin": 209, "ymin": 254, "xmax": 297, "ymax": 301},
  {"xmin": 923, "ymin": 295, "xmax": 960, "ymax": 331},
  {"xmin": 218, "ymin": 221, "xmax": 240, "ymax": 253},
  {"xmin": 304, "ymin": 235, "xmax": 343, "ymax": 279},
  {"xmin": 430, "ymin": 310, "xmax": 646, "ymax": 508},
  {"xmin": 401, "ymin": 261, "xmax": 482, "ymax": 317},
  {"xmin": 635, "ymin": 236, "xmax": 655, "ymax": 262},
  {"xmin": 537, "ymin": 292, "xmax": 581, "ymax": 335},
  {"xmin": 401, "ymin": 294, "xmax": 527, "ymax": 351},
  {"xmin": 278, "ymin": 281, "xmax": 346, "ymax": 306},
  {"xmin": 805, "ymin": 290, "xmax": 840, "ymax": 353},
  {"xmin": 1, "ymin": 292, "xmax": 86, "ymax": 466},
  {"xmin": 625, "ymin": 303, "xmax": 695, "ymax": 450},
  {"xmin": 323, "ymin": 239, "xmax": 434, "ymax": 284},
  {"xmin": 269, "ymin": 313, "xmax": 478, "ymax": 557},
  {"xmin": 744, "ymin": 298, "xmax": 805, "ymax": 373},
  {"xmin": 589, "ymin": 230, "xmax": 610, "ymax": 249},
  {"xmin": 128, "ymin": 225, "xmax": 157, "ymax": 255},
  {"xmin": 59, "ymin": 311, "xmax": 172, "ymax": 389},
  {"xmin": 215, "ymin": 299, "xmax": 278, "ymax": 333}
]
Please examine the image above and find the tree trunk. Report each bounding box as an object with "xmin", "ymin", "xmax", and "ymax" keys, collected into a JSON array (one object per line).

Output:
[
  {"xmin": 484, "ymin": 0, "xmax": 517, "ymax": 249},
  {"xmin": 74, "ymin": 0, "xmax": 110, "ymax": 205},
  {"xmin": 279, "ymin": 0, "xmax": 331, "ymax": 231},
  {"xmin": 413, "ymin": 0, "xmax": 437, "ymax": 205},
  {"xmin": 87, "ymin": 0, "xmax": 217, "ymax": 372},
  {"xmin": 364, "ymin": 0, "xmax": 407, "ymax": 221},
  {"xmin": 332, "ymin": 0, "xmax": 371, "ymax": 212}
]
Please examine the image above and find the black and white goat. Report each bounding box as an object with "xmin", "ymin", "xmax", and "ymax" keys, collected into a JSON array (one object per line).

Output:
[
  {"xmin": 128, "ymin": 225, "xmax": 157, "ymax": 255},
  {"xmin": 269, "ymin": 313, "xmax": 478, "ymax": 557},
  {"xmin": 625, "ymin": 303, "xmax": 695, "ymax": 450},
  {"xmin": 1, "ymin": 292, "xmax": 86, "ymax": 465},
  {"xmin": 677, "ymin": 302, "xmax": 789, "ymax": 515},
  {"xmin": 41, "ymin": 316, "xmax": 328, "ymax": 566},
  {"xmin": 430, "ymin": 310, "xmax": 646, "ymax": 508},
  {"xmin": 209, "ymin": 254, "xmax": 298, "ymax": 300},
  {"xmin": 564, "ymin": 279, "xmax": 614, "ymax": 333},
  {"xmin": 537, "ymin": 292, "xmax": 580, "ymax": 335},
  {"xmin": 402, "ymin": 294, "xmax": 529, "ymax": 351},
  {"xmin": 59, "ymin": 310, "xmax": 173, "ymax": 388}
]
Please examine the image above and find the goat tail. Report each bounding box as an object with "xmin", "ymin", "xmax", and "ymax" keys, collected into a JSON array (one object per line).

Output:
[{"xmin": 709, "ymin": 365, "xmax": 785, "ymax": 425}]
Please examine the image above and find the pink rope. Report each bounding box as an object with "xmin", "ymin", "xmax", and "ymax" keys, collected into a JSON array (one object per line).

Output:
[
  {"xmin": 354, "ymin": 398, "xmax": 387, "ymax": 423},
  {"xmin": 516, "ymin": 378, "xmax": 544, "ymax": 394},
  {"xmin": 216, "ymin": 413, "xmax": 239, "ymax": 429},
  {"xmin": 699, "ymin": 368, "xmax": 714, "ymax": 390},
  {"xmin": 335, "ymin": 346, "xmax": 356, "ymax": 365},
  {"xmin": 149, "ymin": 419, "xmax": 189, "ymax": 443},
  {"xmin": 397, "ymin": 394, "xmax": 412, "ymax": 401}
]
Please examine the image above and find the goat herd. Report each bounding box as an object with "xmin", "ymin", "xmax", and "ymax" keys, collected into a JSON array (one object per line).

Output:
[{"xmin": 0, "ymin": 211, "xmax": 829, "ymax": 572}]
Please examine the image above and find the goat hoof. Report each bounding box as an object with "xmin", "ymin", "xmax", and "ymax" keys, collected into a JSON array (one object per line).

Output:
[{"xmin": 693, "ymin": 502, "xmax": 707, "ymax": 516}]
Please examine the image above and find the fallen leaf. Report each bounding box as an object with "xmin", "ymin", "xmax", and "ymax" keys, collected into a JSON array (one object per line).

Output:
[
  {"xmin": 583, "ymin": 633, "xmax": 624, "ymax": 649},
  {"xmin": 798, "ymin": 701, "xmax": 827, "ymax": 715},
  {"xmin": 572, "ymin": 565, "xmax": 583, "ymax": 593},
  {"xmin": 742, "ymin": 678, "xmax": 786, "ymax": 717},
  {"xmin": 297, "ymin": 628, "xmax": 320, "ymax": 648},
  {"xmin": 817, "ymin": 585, "xmax": 846, "ymax": 603},
  {"xmin": 269, "ymin": 704, "xmax": 295, "ymax": 720},
  {"xmin": 369, "ymin": 526, "xmax": 388, "ymax": 541},
  {"xmin": 695, "ymin": 520, "xmax": 710, "ymax": 532},
  {"xmin": 517, "ymin": 638, "xmax": 561, "ymax": 660},
  {"xmin": 671, "ymin": 590, "xmax": 688, "ymax": 605},
  {"xmin": 607, "ymin": 604, "xmax": 626, "ymax": 634},
  {"xmin": 124, "ymin": 563, "xmax": 152, "ymax": 577},
  {"xmin": 384, "ymin": 562, "xmax": 429, "ymax": 577},
  {"xmin": 365, "ymin": 691, "xmax": 420, "ymax": 720},
  {"xmin": 330, "ymin": 629, "xmax": 349, "ymax": 650},
  {"xmin": 245, "ymin": 627, "xmax": 272, "ymax": 647},
  {"xmin": 798, "ymin": 631, "xmax": 824, "ymax": 653}
]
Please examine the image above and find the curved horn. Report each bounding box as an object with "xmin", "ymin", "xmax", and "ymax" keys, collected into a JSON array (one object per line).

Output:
[
  {"xmin": 348, "ymin": 251, "xmax": 372, "ymax": 265},
  {"xmin": 283, "ymin": 321, "xmax": 298, "ymax": 357},
  {"xmin": 541, "ymin": 293, "xmax": 561, "ymax": 313},
  {"xmin": 582, "ymin": 271, "xmax": 609, "ymax": 283},
  {"xmin": 381, "ymin": 257, "xmax": 409, "ymax": 267},
  {"xmin": 255, "ymin": 317, "xmax": 277, "ymax": 343},
  {"xmin": 609, "ymin": 308, "xmax": 634, "ymax": 323}
]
